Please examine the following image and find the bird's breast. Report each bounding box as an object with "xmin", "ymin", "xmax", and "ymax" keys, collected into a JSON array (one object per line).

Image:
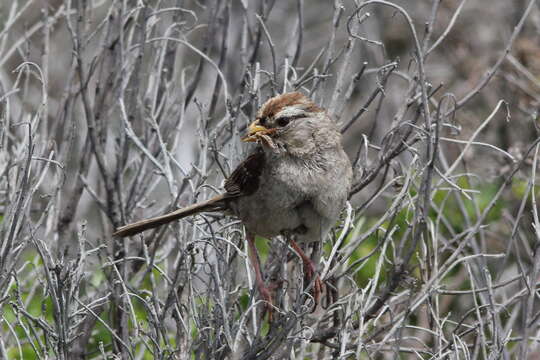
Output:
[{"xmin": 228, "ymin": 153, "xmax": 347, "ymax": 241}]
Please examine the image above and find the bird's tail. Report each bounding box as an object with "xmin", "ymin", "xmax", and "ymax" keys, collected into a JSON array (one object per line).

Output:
[{"xmin": 113, "ymin": 194, "xmax": 228, "ymax": 237}]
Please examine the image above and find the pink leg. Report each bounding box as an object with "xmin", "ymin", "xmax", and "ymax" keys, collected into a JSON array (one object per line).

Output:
[
  {"xmin": 290, "ymin": 240, "xmax": 323, "ymax": 306},
  {"xmin": 247, "ymin": 233, "xmax": 273, "ymax": 319}
]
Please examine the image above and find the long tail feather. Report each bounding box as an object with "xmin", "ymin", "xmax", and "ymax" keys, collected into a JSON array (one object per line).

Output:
[{"xmin": 113, "ymin": 194, "xmax": 227, "ymax": 237}]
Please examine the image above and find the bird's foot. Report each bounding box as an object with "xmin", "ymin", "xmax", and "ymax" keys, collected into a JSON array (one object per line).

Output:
[
  {"xmin": 302, "ymin": 258, "xmax": 324, "ymax": 308},
  {"xmin": 289, "ymin": 240, "xmax": 324, "ymax": 309},
  {"xmin": 256, "ymin": 281, "xmax": 275, "ymax": 321}
]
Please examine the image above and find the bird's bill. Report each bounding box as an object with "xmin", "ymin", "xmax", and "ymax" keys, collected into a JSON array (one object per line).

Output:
[{"xmin": 242, "ymin": 120, "xmax": 275, "ymax": 142}]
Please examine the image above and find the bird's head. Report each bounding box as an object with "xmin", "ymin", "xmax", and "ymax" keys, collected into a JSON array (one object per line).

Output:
[{"xmin": 243, "ymin": 92, "xmax": 340, "ymax": 157}]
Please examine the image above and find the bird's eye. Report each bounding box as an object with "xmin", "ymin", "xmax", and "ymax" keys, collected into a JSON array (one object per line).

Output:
[{"xmin": 276, "ymin": 117, "xmax": 290, "ymax": 127}]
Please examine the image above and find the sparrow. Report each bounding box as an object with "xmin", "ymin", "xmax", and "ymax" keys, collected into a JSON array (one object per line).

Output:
[{"xmin": 114, "ymin": 92, "xmax": 353, "ymax": 312}]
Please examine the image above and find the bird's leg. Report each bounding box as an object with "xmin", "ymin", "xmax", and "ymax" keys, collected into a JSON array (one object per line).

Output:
[
  {"xmin": 247, "ymin": 233, "xmax": 273, "ymax": 318},
  {"xmin": 290, "ymin": 239, "xmax": 323, "ymax": 307}
]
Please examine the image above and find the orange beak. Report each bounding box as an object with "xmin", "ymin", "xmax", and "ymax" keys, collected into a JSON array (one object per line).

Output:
[{"xmin": 242, "ymin": 120, "xmax": 273, "ymax": 142}]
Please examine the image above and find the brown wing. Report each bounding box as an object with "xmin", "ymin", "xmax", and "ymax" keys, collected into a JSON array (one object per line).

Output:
[{"xmin": 224, "ymin": 148, "xmax": 265, "ymax": 197}]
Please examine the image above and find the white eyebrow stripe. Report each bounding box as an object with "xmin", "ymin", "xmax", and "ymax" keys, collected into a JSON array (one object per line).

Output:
[{"xmin": 275, "ymin": 106, "xmax": 305, "ymax": 119}]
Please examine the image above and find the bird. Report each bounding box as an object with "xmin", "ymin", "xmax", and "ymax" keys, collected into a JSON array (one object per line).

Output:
[{"xmin": 114, "ymin": 92, "xmax": 353, "ymax": 313}]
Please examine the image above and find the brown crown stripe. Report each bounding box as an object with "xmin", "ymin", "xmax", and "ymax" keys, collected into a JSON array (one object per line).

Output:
[{"xmin": 258, "ymin": 92, "xmax": 323, "ymax": 120}]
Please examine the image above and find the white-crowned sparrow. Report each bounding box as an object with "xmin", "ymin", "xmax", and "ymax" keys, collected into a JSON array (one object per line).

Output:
[{"xmin": 114, "ymin": 92, "xmax": 353, "ymax": 310}]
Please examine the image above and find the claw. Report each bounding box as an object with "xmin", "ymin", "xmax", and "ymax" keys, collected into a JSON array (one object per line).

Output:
[
  {"xmin": 258, "ymin": 284, "xmax": 274, "ymax": 321},
  {"xmin": 302, "ymin": 256, "xmax": 324, "ymax": 307},
  {"xmin": 290, "ymin": 240, "xmax": 325, "ymax": 309},
  {"xmin": 247, "ymin": 233, "xmax": 276, "ymax": 321}
]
